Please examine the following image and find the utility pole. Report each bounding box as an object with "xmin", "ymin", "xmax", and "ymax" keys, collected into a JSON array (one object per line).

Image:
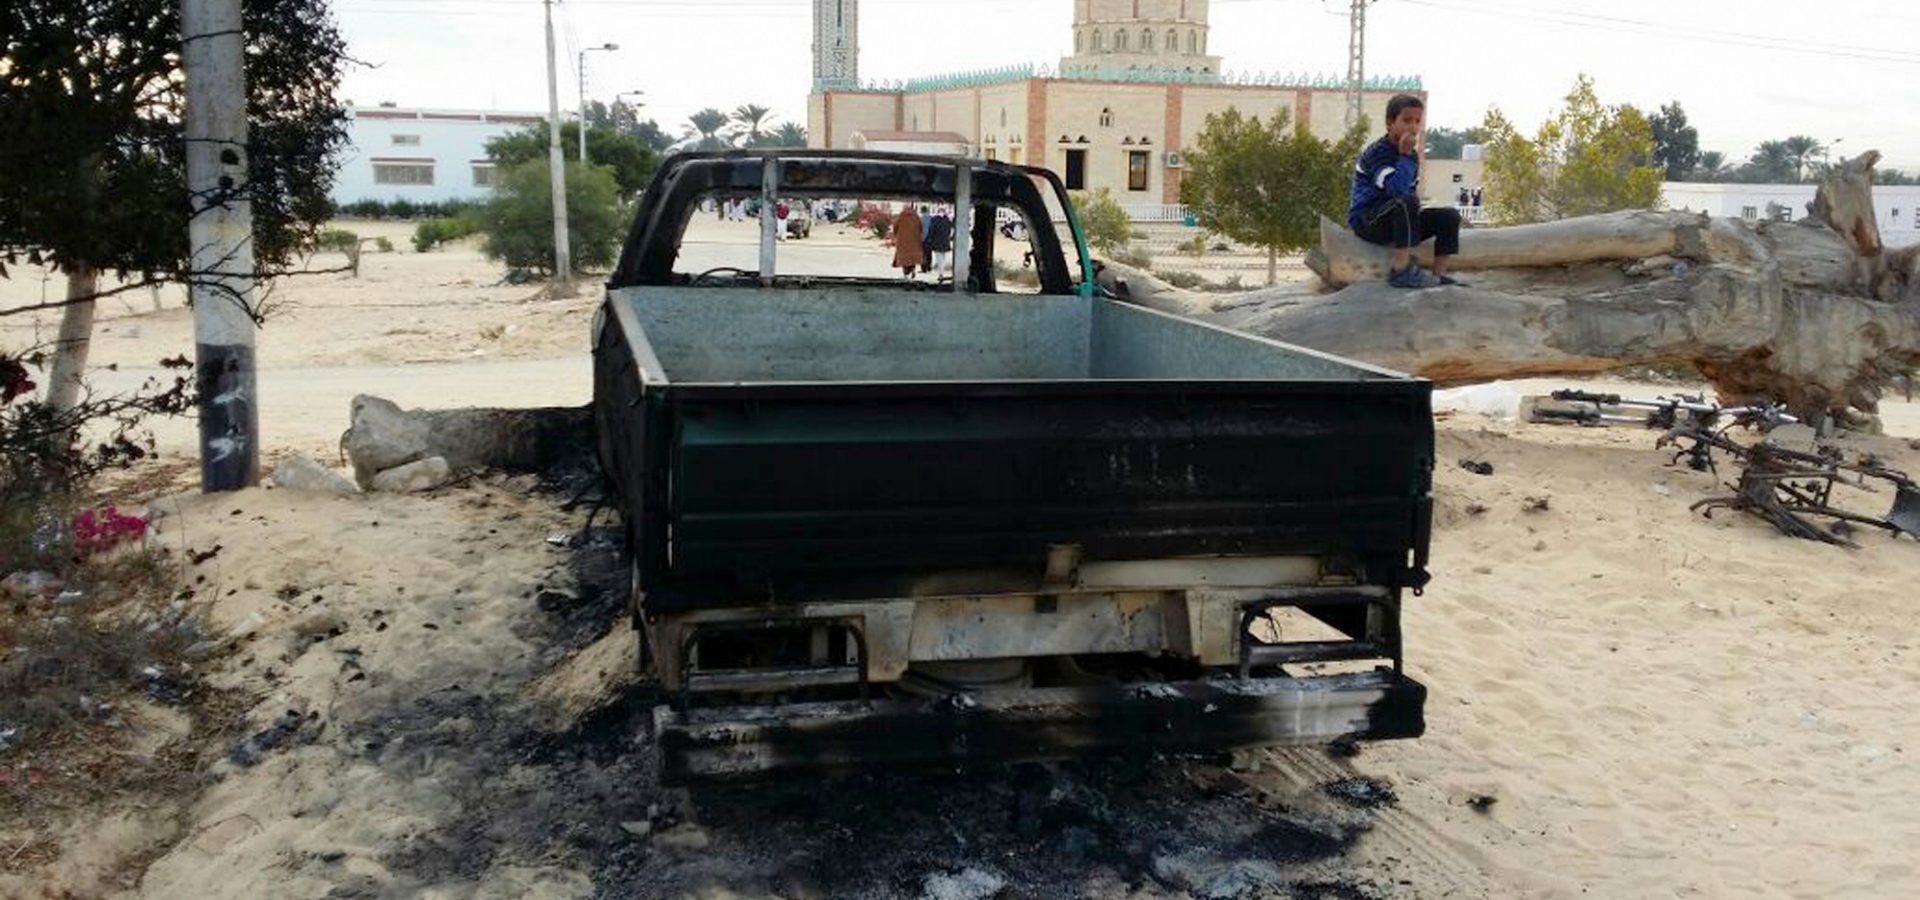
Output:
[
  {"xmin": 1345, "ymin": 0, "xmax": 1370, "ymax": 128},
  {"xmin": 544, "ymin": 0, "xmax": 573, "ymax": 287},
  {"xmin": 578, "ymin": 43, "xmax": 619, "ymax": 162},
  {"xmin": 182, "ymin": 0, "xmax": 259, "ymax": 491}
]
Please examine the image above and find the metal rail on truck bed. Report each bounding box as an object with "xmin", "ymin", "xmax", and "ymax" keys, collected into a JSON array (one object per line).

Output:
[{"xmin": 593, "ymin": 151, "xmax": 1436, "ymax": 782}]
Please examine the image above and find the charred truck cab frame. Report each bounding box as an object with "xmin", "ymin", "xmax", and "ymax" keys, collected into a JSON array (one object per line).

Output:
[{"xmin": 594, "ymin": 151, "xmax": 1434, "ymax": 782}]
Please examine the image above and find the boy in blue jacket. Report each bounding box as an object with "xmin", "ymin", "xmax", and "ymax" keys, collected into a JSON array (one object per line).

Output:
[{"xmin": 1348, "ymin": 94, "xmax": 1462, "ymax": 289}]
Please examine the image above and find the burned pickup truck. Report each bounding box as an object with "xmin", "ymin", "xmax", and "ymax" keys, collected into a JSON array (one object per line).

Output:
[{"xmin": 592, "ymin": 150, "xmax": 1434, "ymax": 782}]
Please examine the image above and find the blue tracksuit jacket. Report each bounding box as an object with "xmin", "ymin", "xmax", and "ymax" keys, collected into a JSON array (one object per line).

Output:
[{"xmin": 1348, "ymin": 136, "xmax": 1419, "ymax": 229}]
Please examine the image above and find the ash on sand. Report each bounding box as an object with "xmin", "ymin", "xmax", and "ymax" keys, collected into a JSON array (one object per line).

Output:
[
  {"xmin": 532, "ymin": 551, "xmax": 1395, "ymax": 900},
  {"xmin": 348, "ymin": 527, "xmax": 1401, "ymax": 900}
]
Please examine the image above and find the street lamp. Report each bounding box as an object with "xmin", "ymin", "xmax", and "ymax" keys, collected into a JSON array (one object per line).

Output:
[
  {"xmin": 617, "ymin": 90, "xmax": 647, "ymax": 120},
  {"xmin": 578, "ymin": 43, "xmax": 619, "ymax": 162}
]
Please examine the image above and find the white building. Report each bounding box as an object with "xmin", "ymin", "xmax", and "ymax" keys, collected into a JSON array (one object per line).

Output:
[
  {"xmin": 1664, "ymin": 182, "xmax": 1920, "ymax": 248},
  {"xmin": 851, "ymin": 130, "xmax": 972, "ymax": 156},
  {"xmin": 331, "ymin": 105, "xmax": 545, "ymax": 206}
]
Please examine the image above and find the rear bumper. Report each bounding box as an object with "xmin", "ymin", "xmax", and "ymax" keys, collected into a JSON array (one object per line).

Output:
[{"xmin": 655, "ymin": 670, "xmax": 1425, "ymax": 783}]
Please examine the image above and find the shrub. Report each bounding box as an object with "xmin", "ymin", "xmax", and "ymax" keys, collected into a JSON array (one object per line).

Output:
[
  {"xmin": 1068, "ymin": 188, "xmax": 1139, "ymax": 255},
  {"xmin": 1109, "ymin": 245, "xmax": 1154, "ymax": 269},
  {"xmin": 853, "ymin": 201, "xmax": 894, "ymax": 239},
  {"xmin": 373, "ymin": 236, "xmax": 395, "ymax": 253},
  {"xmin": 315, "ymin": 228, "xmax": 359, "ymax": 253},
  {"xmin": 336, "ymin": 199, "xmax": 387, "ymax": 219},
  {"xmin": 314, "ymin": 227, "xmax": 364, "ymax": 276},
  {"xmin": 1181, "ymin": 233, "xmax": 1209, "ymax": 257},
  {"xmin": 0, "ymin": 542, "xmax": 207, "ymax": 742},
  {"xmin": 477, "ymin": 160, "xmax": 626, "ymax": 275},
  {"xmin": 1157, "ymin": 270, "xmax": 1209, "ymax": 290},
  {"xmin": 412, "ymin": 216, "xmax": 477, "ymax": 253},
  {"xmin": 3, "ymin": 352, "xmax": 192, "ymax": 574},
  {"xmin": 335, "ymin": 198, "xmax": 481, "ymax": 221}
]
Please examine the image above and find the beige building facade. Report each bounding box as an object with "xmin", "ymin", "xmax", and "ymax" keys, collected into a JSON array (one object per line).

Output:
[{"xmin": 807, "ymin": 0, "xmax": 1424, "ymax": 206}]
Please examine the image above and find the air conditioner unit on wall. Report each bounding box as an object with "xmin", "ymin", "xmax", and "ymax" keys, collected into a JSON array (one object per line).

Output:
[{"xmin": 1164, "ymin": 151, "xmax": 1184, "ymax": 169}]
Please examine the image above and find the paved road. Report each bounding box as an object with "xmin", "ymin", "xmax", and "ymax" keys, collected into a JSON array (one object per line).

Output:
[{"xmin": 90, "ymin": 355, "xmax": 592, "ymax": 460}]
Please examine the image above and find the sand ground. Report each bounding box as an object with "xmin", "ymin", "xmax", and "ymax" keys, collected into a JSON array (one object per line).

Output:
[{"xmin": 3, "ymin": 218, "xmax": 1919, "ymax": 899}]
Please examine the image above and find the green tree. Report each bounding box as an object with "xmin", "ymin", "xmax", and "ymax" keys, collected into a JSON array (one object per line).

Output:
[
  {"xmin": 1424, "ymin": 126, "xmax": 1488, "ymax": 161},
  {"xmin": 630, "ymin": 119, "xmax": 675, "ymax": 154},
  {"xmin": 1695, "ymin": 151, "xmax": 1732, "ymax": 182},
  {"xmin": 1648, "ymin": 102, "xmax": 1701, "ymax": 181},
  {"xmin": 484, "ymin": 122, "xmax": 657, "ymax": 199},
  {"xmin": 731, "ymin": 104, "xmax": 775, "ymax": 147},
  {"xmin": 686, "ymin": 108, "xmax": 731, "ymax": 151},
  {"xmin": 1, "ymin": 0, "xmax": 348, "ymax": 413},
  {"xmin": 1738, "ymin": 141, "xmax": 1796, "ymax": 183},
  {"xmin": 478, "ymin": 160, "xmax": 626, "ymax": 276},
  {"xmin": 1070, "ymin": 188, "xmax": 1139, "ymax": 257},
  {"xmin": 584, "ymin": 99, "xmax": 612, "ymax": 129},
  {"xmin": 1480, "ymin": 75, "xmax": 1663, "ymax": 224},
  {"xmin": 1780, "ymin": 135, "xmax": 1825, "ymax": 181},
  {"xmin": 765, "ymin": 122, "xmax": 809, "ymax": 148},
  {"xmin": 1179, "ymin": 108, "xmax": 1368, "ymax": 285}
]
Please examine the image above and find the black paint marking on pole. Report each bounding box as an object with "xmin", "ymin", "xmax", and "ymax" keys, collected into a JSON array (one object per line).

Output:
[{"xmin": 195, "ymin": 342, "xmax": 258, "ymax": 489}]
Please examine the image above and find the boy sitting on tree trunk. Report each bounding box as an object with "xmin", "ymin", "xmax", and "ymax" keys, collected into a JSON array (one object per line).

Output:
[{"xmin": 1348, "ymin": 94, "xmax": 1464, "ymax": 289}]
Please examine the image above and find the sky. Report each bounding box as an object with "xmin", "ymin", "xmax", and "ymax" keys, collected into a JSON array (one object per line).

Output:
[{"xmin": 332, "ymin": 0, "xmax": 1920, "ymax": 171}]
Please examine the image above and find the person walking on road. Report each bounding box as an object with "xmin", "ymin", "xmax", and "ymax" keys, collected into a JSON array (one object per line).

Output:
[
  {"xmin": 924, "ymin": 208, "xmax": 955, "ymax": 278},
  {"xmin": 892, "ymin": 205, "xmax": 926, "ymax": 280}
]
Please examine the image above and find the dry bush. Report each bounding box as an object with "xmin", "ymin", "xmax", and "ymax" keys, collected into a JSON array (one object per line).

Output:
[{"xmin": 0, "ymin": 544, "xmax": 205, "ymax": 745}]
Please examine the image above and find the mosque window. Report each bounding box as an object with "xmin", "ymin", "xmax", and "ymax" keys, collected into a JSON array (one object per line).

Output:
[
  {"xmin": 1142, "ymin": 29, "xmax": 1154, "ymax": 51},
  {"xmin": 1075, "ymin": 31, "xmax": 1082, "ymax": 53},
  {"xmin": 1099, "ymin": 107, "xmax": 1114, "ymax": 127},
  {"xmin": 1188, "ymin": 30, "xmax": 1198, "ymax": 54},
  {"xmin": 1116, "ymin": 30, "xmax": 1129, "ymax": 52},
  {"xmin": 1092, "ymin": 30, "xmax": 1104, "ymax": 52},
  {"xmin": 1168, "ymin": 29, "xmax": 1179, "ymax": 51}
]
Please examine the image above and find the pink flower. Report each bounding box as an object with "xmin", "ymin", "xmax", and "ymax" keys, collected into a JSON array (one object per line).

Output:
[{"xmin": 71, "ymin": 504, "xmax": 149, "ymax": 555}]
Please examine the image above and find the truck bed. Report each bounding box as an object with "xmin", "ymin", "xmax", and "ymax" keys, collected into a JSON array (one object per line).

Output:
[{"xmin": 594, "ymin": 287, "xmax": 1434, "ymax": 610}]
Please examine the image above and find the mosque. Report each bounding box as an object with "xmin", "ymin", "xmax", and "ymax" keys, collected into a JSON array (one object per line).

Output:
[{"xmin": 806, "ymin": 0, "xmax": 1426, "ymax": 205}]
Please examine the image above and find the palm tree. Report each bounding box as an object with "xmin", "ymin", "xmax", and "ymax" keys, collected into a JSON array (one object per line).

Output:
[
  {"xmin": 686, "ymin": 108, "xmax": 729, "ymax": 151},
  {"xmin": 1780, "ymin": 135, "xmax": 1825, "ymax": 182},
  {"xmin": 769, "ymin": 122, "xmax": 808, "ymax": 148},
  {"xmin": 1748, "ymin": 141, "xmax": 1797, "ymax": 183},
  {"xmin": 1696, "ymin": 151, "xmax": 1730, "ymax": 182},
  {"xmin": 731, "ymin": 104, "xmax": 774, "ymax": 147}
]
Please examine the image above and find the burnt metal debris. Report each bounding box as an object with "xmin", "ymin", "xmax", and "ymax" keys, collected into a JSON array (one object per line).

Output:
[{"xmin": 1532, "ymin": 389, "xmax": 1920, "ymax": 547}]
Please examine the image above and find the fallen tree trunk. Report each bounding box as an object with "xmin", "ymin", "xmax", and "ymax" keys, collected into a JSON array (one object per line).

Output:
[
  {"xmin": 1137, "ymin": 151, "xmax": 1916, "ymax": 420},
  {"xmin": 1306, "ymin": 210, "xmax": 1714, "ymax": 287},
  {"xmin": 1226, "ymin": 271, "xmax": 1920, "ymax": 417},
  {"xmin": 343, "ymin": 395, "xmax": 594, "ymax": 489},
  {"xmin": 1304, "ymin": 208, "xmax": 1876, "ymax": 293}
]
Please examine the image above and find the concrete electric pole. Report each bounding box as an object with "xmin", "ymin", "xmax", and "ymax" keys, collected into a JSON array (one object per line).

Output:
[
  {"xmin": 181, "ymin": 0, "xmax": 259, "ymax": 491},
  {"xmin": 544, "ymin": 0, "xmax": 573, "ymax": 287},
  {"xmin": 1345, "ymin": 0, "xmax": 1370, "ymax": 128}
]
